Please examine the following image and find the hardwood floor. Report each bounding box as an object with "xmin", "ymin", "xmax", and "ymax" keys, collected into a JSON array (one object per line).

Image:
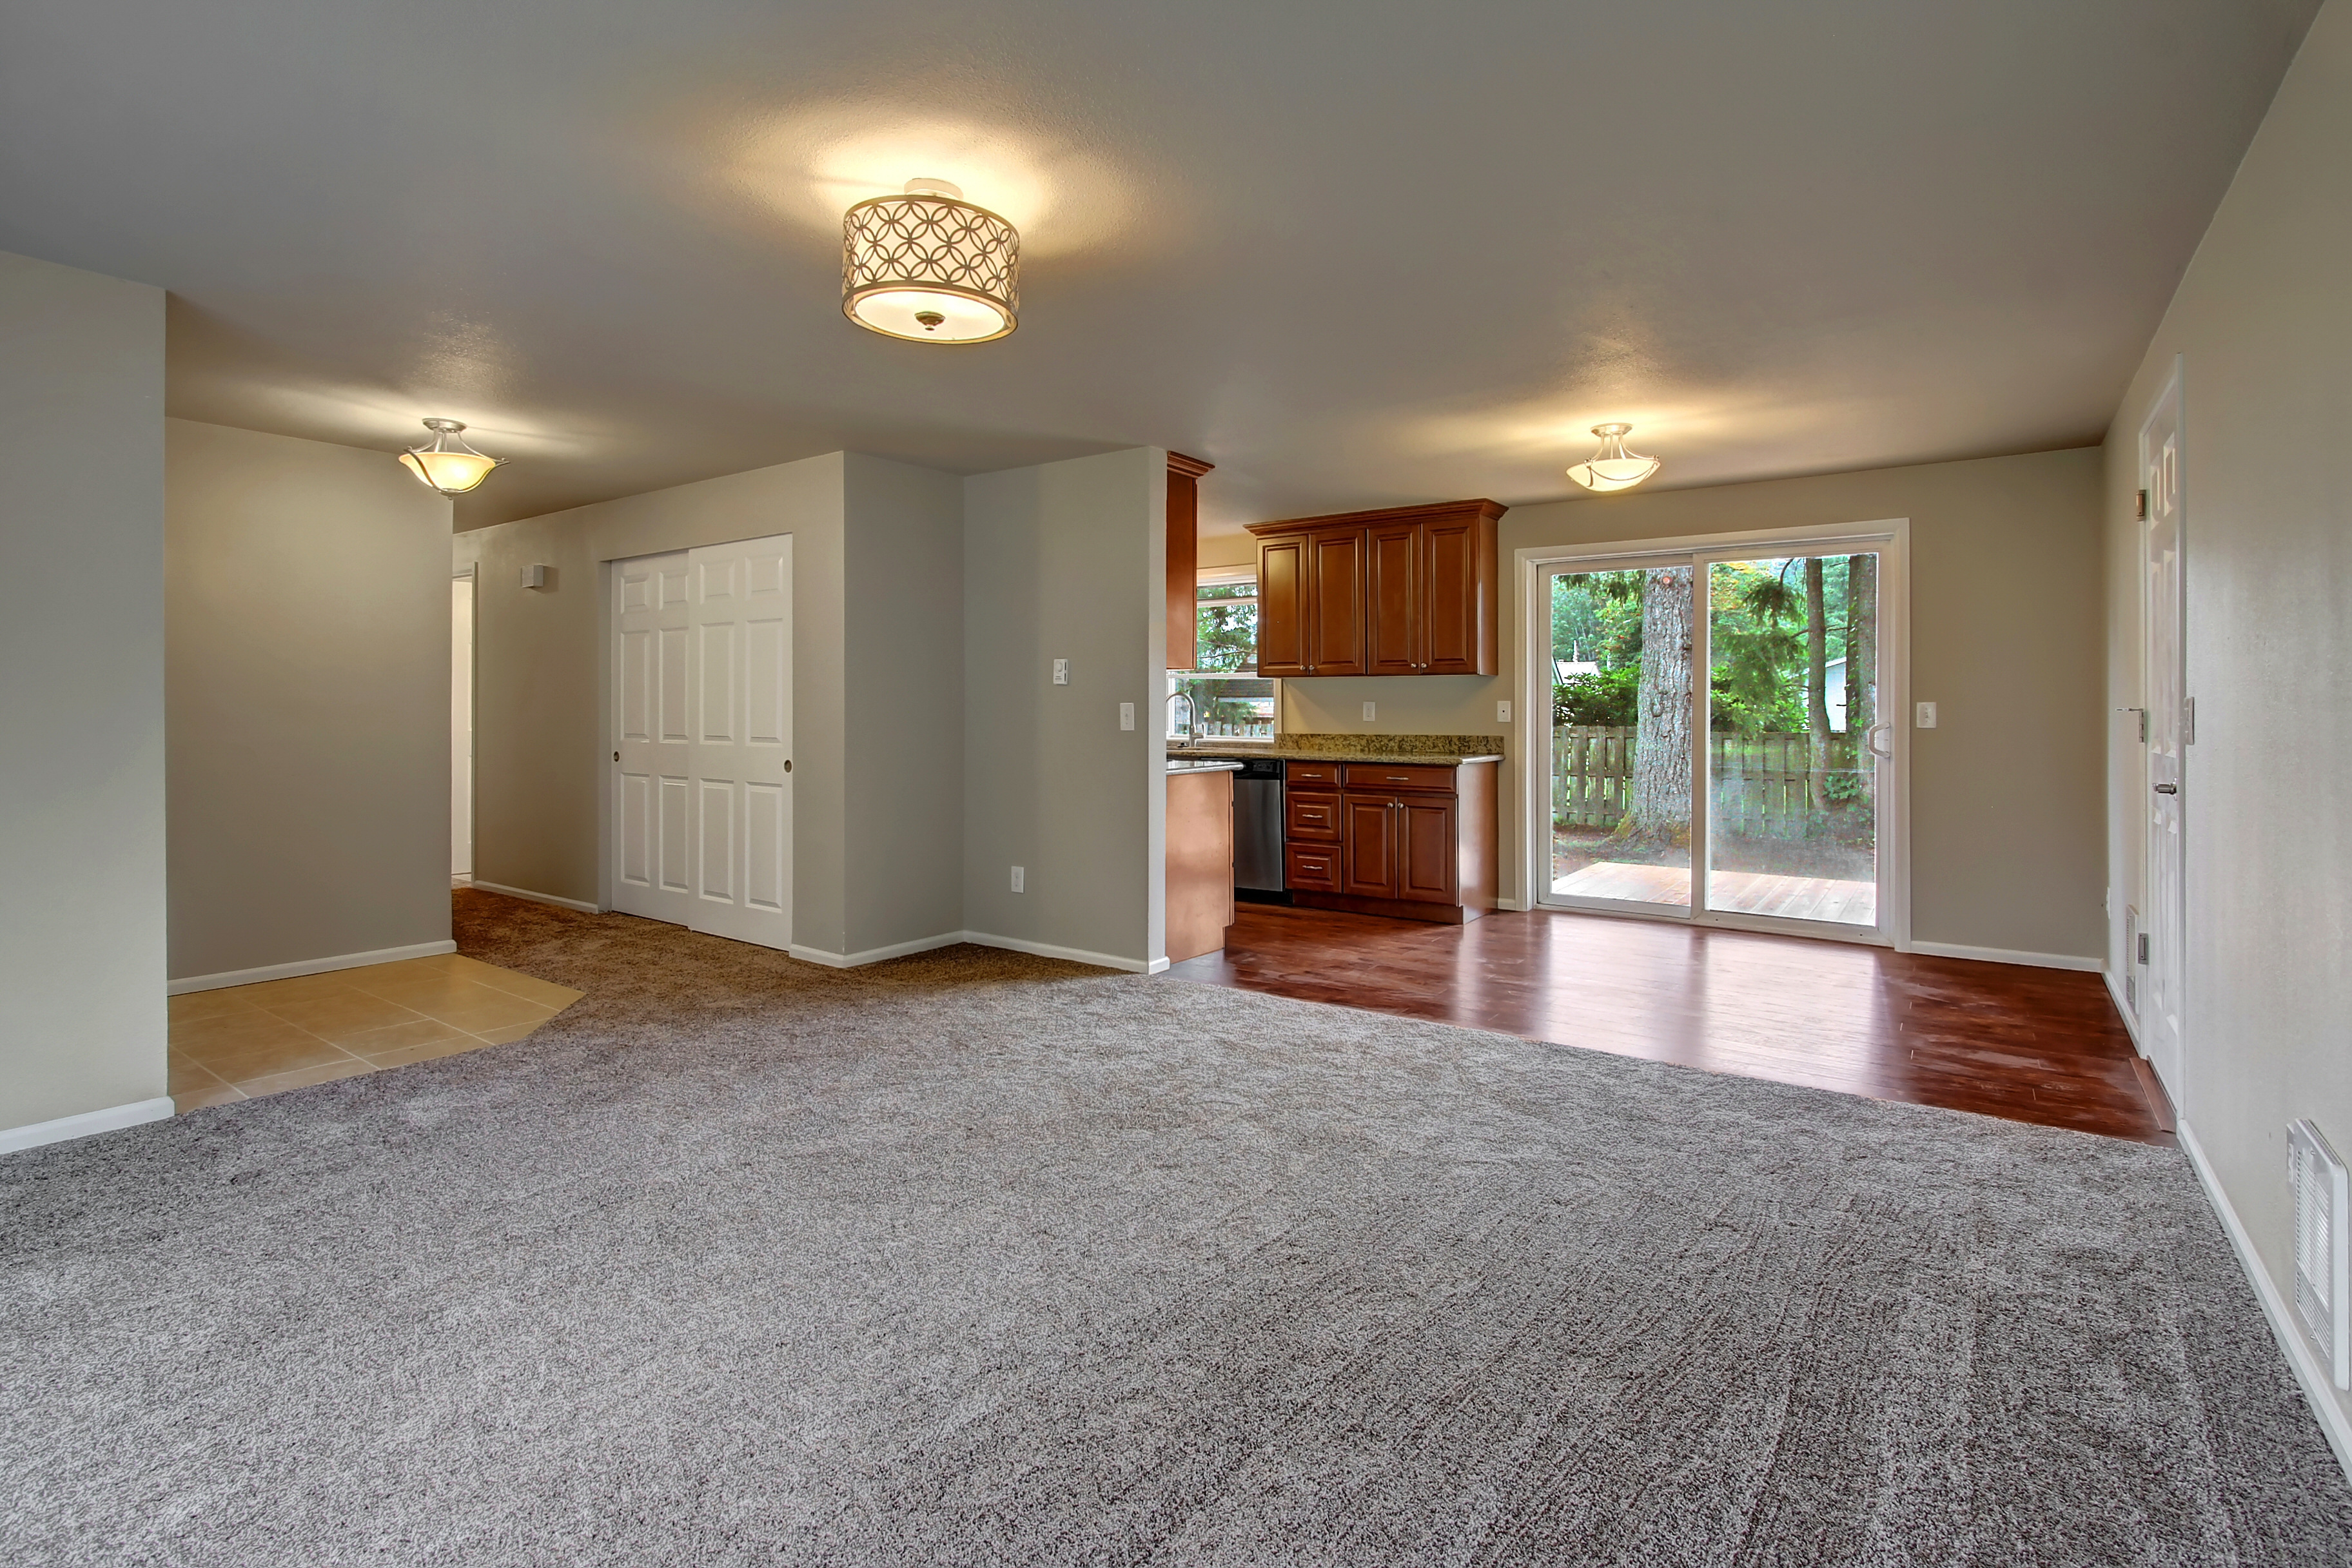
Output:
[{"xmin": 1164, "ymin": 903, "xmax": 2173, "ymax": 1146}]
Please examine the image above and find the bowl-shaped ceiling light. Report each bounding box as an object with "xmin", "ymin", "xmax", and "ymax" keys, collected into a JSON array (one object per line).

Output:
[
  {"xmin": 1566, "ymin": 423, "xmax": 1661, "ymax": 493},
  {"xmin": 843, "ymin": 178, "xmax": 1019, "ymax": 343},
  {"xmin": 398, "ymin": 418, "xmax": 504, "ymax": 496}
]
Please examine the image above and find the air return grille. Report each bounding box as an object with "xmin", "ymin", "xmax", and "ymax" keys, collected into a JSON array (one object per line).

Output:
[{"xmin": 2288, "ymin": 1119, "xmax": 2350, "ymax": 1389}]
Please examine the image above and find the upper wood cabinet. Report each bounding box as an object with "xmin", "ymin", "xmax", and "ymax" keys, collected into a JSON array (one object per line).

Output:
[
  {"xmin": 1248, "ymin": 499, "xmax": 1502, "ymax": 677},
  {"xmin": 1165, "ymin": 453, "xmax": 1213, "ymax": 672}
]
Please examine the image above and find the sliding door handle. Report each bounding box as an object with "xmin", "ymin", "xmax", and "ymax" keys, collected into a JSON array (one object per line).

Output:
[
  {"xmin": 1864, "ymin": 722, "xmax": 1895, "ymax": 761},
  {"xmin": 2153, "ymin": 783, "xmax": 2178, "ymax": 795}
]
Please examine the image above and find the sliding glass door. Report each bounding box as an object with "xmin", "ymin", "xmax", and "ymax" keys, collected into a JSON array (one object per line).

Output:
[{"xmin": 1541, "ymin": 536, "xmax": 1896, "ymax": 940}]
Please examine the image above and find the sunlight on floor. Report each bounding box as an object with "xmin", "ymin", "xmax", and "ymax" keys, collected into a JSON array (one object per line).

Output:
[
  {"xmin": 168, "ymin": 953, "xmax": 582, "ymax": 1111},
  {"xmin": 1551, "ymin": 861, "xmax": 1877, "ymax": 925}
]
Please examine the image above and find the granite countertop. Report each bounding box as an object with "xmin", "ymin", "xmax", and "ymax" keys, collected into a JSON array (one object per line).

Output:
[{"xmin": 1166, "ymin": 732, "xmax": 1507, "ymax": 767}]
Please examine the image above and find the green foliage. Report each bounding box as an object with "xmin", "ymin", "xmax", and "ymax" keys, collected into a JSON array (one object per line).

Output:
[
  {"xmin": 1193, "ymin": 602, "xmax": 1257, "ymax": 672},
  {"xmin": 1551, "ymin": 571, "xmax": 1646, "ymax": 671},
  {"xmin": 1553, "ymin": 667, "xmax": 1639, "ymax": 726}
]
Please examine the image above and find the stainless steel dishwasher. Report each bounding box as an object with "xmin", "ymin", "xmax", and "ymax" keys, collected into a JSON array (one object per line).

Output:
[{"xmin": 1231, "ymin": 758, "xmax": 1288, "ymax": 903}]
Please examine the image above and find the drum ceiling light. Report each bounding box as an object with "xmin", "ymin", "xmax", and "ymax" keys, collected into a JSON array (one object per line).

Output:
[
  {"xmin": 843, "ymin": 178, "xmax": 1019, "ymax": 343},
  {"xmin": 398, "ymin": 418, "xmax": 504, "ymax": 496},
  {"xmin": 1566, "ymin": 423, "xmax": 1661, "ymax": 493}
]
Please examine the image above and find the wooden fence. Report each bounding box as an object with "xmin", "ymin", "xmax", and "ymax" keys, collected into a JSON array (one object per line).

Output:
[{"xmin": 1553, "ymin": 726, "xmax": 1860, "ymax": 837}]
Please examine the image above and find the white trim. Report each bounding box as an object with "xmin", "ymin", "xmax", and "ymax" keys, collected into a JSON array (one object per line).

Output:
[
  {"xmin": 1905, "ymin": 941, "xmax": 2101, "ymax": 972},
  {"xmin": 790, "ymin": 932, "xmax": 967, "ymax": 968},
  {"xmin": 469, "ymin": 881, "xmax": 602, "ymax": 915},
  {"xmin": 0, "ymin": 1097, "xmax": 177, "ymax": 1154},
  {"xmin": 2179, "ymin": 1121, "xmax": 2352, "ymax": 1482},
  {"xmin": 168, "ymin": 940, "xmax": 460, "ymax": 995},
  {"xmin": 963, "ymin": 930, "xmax": 1162, "ymax": 974},
  {"xmin": 1495, "ymin": 897, "xmax": 1527, "ymax": 911},
  {"xmin": 2103, "ymin": 967, "xmax": 2145, "ymax": 1050}
]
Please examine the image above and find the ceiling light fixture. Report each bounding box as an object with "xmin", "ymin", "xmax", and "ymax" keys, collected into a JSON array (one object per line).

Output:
[
  {"xmin": 398, "ymin": 418, "xmax": 504, "ymax": 496},
  {"xmin": 843, "ymin": 177, "xmax": 1019, "ymax": 343},
  {"xmin": 1565, "ymin": 423, "xmax": 1661, "ymax": 493}
]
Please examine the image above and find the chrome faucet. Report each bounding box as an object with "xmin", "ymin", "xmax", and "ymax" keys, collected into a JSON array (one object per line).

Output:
[{"xmin": 1166, "ymin": 689, "xmax": 1195, "ymax": 748}]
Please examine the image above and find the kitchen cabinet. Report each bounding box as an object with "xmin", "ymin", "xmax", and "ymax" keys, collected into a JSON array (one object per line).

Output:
[
  {"xmin": 1248, "ymin": 499, "xmax": 1502, "ymax": 677},
  {"xmin": 1166, "ymin": 453, "xmax": 1213, "ymax": 672},
  {"xmin": 1283, "ymin": 758, "xmax": 1496, "ymax": 923}
]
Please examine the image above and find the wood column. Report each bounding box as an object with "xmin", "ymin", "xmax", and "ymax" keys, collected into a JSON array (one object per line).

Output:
[{"xmin": 1166, "ymin": 452, "xmax": 1213, "ymax": 673}]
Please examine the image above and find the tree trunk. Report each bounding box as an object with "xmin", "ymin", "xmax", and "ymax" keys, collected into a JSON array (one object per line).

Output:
[
  {"xmin": 1618, "ymin": 565, "xmax": 1692, "ymax": 846},
  {"xmin": 1847, "ymin": 553, "xmax": 1877, "ymax": 741},
  {"xmin": 1805, "ymin": 558, "xmax": 1829, "ymax": 815}
]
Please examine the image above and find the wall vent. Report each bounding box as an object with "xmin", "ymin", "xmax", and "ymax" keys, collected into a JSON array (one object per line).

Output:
[{"xmin": 2289, "ymin": 1119, "xmax": 2351, "ymax": 1389}]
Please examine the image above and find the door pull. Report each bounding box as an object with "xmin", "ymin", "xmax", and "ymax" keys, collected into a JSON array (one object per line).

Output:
[{"xmin": 2153, "ymin": 783, "xmax": 2178, "ymax": 795}]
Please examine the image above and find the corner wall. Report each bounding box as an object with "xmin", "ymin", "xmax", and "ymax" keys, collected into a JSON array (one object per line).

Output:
[
  {"xmin": 2099, "ymin": 0, "xmax": 2352, "ymax": 1450},
  {"xmin": 963, "ymin": 449, "xmax": 1168, "ymax": 968},
  {"xmin": 0, "ymin": 251, "xmax": 168, "ymax": 1139},
  {"xmin": 166, "ymin": 420, "xmax": 455, "ymax": 983}
]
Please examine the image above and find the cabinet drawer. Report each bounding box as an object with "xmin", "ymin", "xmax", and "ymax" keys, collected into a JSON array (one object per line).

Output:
[
  {"xmin": 1284, "ymin": 790, "xmax": 1340, "ymax": 841},
  {"xmin": 1286, "ymin": 843, "xmax": 1340, "ymax": 891},
  {"xmin": 1342, "ymin": 762, "xmax": 1455, "ymax": 793},
  {"xmin": 1286, "ymin": 761, "xmax": 1343, "ymax": 787}
]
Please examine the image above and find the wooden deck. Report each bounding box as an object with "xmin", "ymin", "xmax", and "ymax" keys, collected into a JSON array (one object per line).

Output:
[{"xmin": 1553, "ymin": 860, "xmax": 1877, "ymax": 926}]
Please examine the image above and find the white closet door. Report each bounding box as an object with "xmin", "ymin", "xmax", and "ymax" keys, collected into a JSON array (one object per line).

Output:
[
  {"xmin": 687, "ymin": 535, "xmax": 793, "ymax": 949},
  {"xmin": 612, "ymin": 551, "xmax": 698, "ymax": 926},
  {"xmin": 610, "ymin": 537, "xmax": 793, "ymax": 950}
]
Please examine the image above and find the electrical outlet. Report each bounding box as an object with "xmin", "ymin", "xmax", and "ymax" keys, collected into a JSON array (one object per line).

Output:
[
  {"xmin": 1010, "ymin": 866, "xmax": 1024, "ymax": 894},
  {"xmin": 1362, "ymin": 701, "xmax": 1377, "ymax": 721},
  {"xmin": 1497, "ymin": 700, "xmax": 1513, "ymax": 723},
  {"xmin": 1119, "ymin": 702, "xmax": 1135, "ymax": 730},
  {"xmin": 1915, "ymin": 701, "xmax": 1938, "ymax": 729},
  {"xmin": 1052, "ymin": 659, "xmax": 1068, "ymax": 685}
]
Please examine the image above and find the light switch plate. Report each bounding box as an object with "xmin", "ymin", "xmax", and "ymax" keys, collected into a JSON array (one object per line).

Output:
[
  {"xmin": 1119, "ymin": 703, "xmax": 1135, "ymax": 730},
  {"xmin": 1916, "ymin": 701, "xmax": 1938, "ymax": 729},
  {"xmin": 1497, "ymin": 700, "xmax": 1513, "ymax": 723},
  {"xmin": 1010, "ymin": 866, "xmax": 1024, "ymax": 893},
  {"xmin": 1052, "ymin": 659, "xmax": 1068, "ymax": 685},
  {"xmin": 1362, "ymin": 701, "xmax": 1377, "ymax": 721}
]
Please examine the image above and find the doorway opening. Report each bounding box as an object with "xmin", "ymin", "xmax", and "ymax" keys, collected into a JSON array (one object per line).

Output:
[
  {"xmin": 1528, "ymin": 525, "xmax": 1906, "ymax": 945},
  {"xmin": 452, "ymin": 569, "xmax": 474, "ymax": 887}
]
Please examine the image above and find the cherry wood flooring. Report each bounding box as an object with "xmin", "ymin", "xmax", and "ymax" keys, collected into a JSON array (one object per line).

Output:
[{"xmin": 1164, "ymin": 903, "xmax": 2173, "ymax": 1146}]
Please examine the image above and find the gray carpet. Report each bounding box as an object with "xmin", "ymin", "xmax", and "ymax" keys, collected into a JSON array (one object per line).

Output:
[{"xmin": 5, "ymin": 892, "xmax": 2348, "ymax": 1565}]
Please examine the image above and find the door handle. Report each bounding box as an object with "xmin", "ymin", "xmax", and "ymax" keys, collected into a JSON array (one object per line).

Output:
[
  {"xmin": 1864, "ymin": 723, "xmax": 1895, "ymax": 760},
  {"xmin": 2153, "ymin": 783, "xmax": 2177, "ymax": 795}
]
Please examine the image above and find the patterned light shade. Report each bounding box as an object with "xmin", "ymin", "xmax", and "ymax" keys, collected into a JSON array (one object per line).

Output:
[
  {"xmin": 842, "ymin": 179, "xmax": 1019, "ymax": 343},
  {"xmin": 1565, "ymin": 423, "xmax": 1661, "ymax": 493}
]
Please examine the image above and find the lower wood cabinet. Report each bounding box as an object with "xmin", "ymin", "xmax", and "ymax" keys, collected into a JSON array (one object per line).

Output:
[{"xmin": 1286, "ymin": 760, "xmax": 1496, "ymax": 924}]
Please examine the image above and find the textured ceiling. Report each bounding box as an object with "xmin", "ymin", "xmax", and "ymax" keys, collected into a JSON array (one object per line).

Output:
[{"xmin": 0, "ymin": 1, "xmax": 2318, "ymax": 532}]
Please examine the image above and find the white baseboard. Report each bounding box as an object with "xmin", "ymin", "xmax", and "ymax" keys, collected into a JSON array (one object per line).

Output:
[
  {"xmin": 961, "ymin": 930, "xmax": 1158, "ymax": 974},
  {"xmin": 169, "ymin": 940, "xmax": 459, "ymax": 995},
  {"xmin": 790, "ymin": 932, "xmax": 966, "ymax": 968},
  {"xmin": 1905, "ymin": 940, "xmax": 2102, "ymax": 972},
  {"xmin": 1496, "ymin": 897, "xmax": 1527, "ymax": 912},
  {"xmin": 469, "ymin": 881, "xmax": 601, "ymax": 915},
  {"xmin": 0, "ymin": 1096, "xmax": 176, "ymax": 1155},
  {"xmin": 451, "ymin": 873, "xmax": 473, "ymax": 888},
  {"xmin": 2178, "ymin": 1121, "xmax": 2352, "ymax": 1482}
]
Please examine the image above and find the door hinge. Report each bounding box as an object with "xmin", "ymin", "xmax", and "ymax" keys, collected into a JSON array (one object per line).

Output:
[
  {"xmin": 2135, "ymin": 489, "xmax": 2150, "ymax": 520},
  {"xmin": 2184, "ymin": 696, "xmax": 2196, "ymax": 745}
]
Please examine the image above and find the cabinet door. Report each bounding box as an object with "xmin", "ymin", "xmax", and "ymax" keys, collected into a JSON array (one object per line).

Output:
[
  {"xmin": 1364, "ymin": 520, "xmax": 1424, "ymax": 674},
  {"xmin": 1306, "ymin": 529, "xmax": 1366, "ymax": 676},
  {"xmin": 1422, "ymin": 513, "xmax": 1486, "ymax": 674},
  {"xmin": 1397, "ymin": 794, "xmax": 1459, "ymax": 904},
  {"xmin": 1340, "ymin": 792, "xmax": 1400, "ymax": 898},
  {"xmin": 1257, "ymin": 536, "xmax": 1308, "ymax": 676}
]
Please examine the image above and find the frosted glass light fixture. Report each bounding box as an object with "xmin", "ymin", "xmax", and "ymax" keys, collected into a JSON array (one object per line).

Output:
[
  {"xmin": 842, "ymin": 178, "xmax": 1019, "ymax": 343},
  {"xmin": 1566, "ymin": 423, "xmax": 1661, "ymax": 493},
  {"xmin": 398, "ymin": 418, "xmax": 504, "ymax": 495}
]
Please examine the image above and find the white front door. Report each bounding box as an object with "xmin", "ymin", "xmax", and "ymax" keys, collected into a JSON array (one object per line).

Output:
[{"xmin": 2140, "ymin": 377, "xmax": 2186, "ymax": 1101}]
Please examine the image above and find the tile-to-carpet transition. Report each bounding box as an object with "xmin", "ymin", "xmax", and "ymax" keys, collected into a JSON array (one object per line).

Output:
[{"xmin": 5, "ymin": 891, "xmax": 2347, "ymax": 1564}]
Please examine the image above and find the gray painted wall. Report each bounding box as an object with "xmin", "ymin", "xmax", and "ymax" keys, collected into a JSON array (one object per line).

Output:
[
  {"xmin": 1275, "ymin": 447, "xmax": 2106, "ymax": 959},
  {"xmin": 2100, "ymin": 0, "xmax": 2352, "ymax": 1439},
  {"xmin": 962, "ymin": 449, "xmax": 1166, "ymax": 967},
  {"xmin": 166, "ymin": 420, "xmax": 455, "ymax": 981},
  {"xmin": 0, "ymin": 251, "xmax": 167, "ymax": 1133}
]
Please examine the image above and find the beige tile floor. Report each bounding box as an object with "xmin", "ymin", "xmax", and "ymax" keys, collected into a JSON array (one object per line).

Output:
[{"xmin": 169, "ymin": 953, "xmax": 582, "ymax": 1112}]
